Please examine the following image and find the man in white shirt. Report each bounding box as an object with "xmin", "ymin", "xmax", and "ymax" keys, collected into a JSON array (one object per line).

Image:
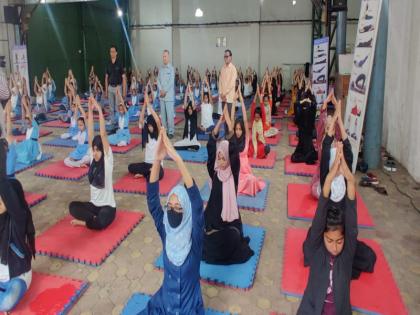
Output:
[{"xmin": 218, "ymin": 50, "xmax": 237, "ymax": 116}]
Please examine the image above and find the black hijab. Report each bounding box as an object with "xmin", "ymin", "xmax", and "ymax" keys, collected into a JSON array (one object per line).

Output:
[
  {"xmin": 0, "ymin": 178, "xmax": 36, "ymax": 264},
  {"xmin": 88, "ymin": 135, "xmax": 105, "ymax": 189},
  {"xmin": 183, "ymin": 102, "xmax": 197, "ymax": 140},
  {"xmin": 232, "ymin": 118, "xmax": 246, "ymax": 153},
  {"xmin": 142, "ymin": 114, "xmax": 158, "ymax": 150}
]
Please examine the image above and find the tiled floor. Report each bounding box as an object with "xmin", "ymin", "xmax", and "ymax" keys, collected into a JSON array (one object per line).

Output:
[{"xmin": 19, "ymin": 112, "xmax": 420, "ymax": 315}]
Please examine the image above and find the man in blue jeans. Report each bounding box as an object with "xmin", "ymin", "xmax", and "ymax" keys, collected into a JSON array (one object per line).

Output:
[{"xmin": 158, "ymin": 50, "xmax": 175, "ymax": 138}]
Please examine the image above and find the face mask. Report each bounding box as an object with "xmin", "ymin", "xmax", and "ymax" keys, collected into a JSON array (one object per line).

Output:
[{"xmin": 167, "ymin": 209, "xmax": 183, "ymax": 228}]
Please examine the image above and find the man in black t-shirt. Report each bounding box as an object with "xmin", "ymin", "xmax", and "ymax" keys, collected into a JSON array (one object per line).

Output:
[{"xmin": 105, "ymin": 45, "xmax": 126, "ymax": 124}]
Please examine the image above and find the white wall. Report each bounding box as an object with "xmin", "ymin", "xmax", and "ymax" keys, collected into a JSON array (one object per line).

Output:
[
  {"xmin": 130, "ymin": 0, "xmax": 362, "ymax": 88},
  {"xmin": 383, "ymin": 0, "xmax": 420, "ymax": 181}
]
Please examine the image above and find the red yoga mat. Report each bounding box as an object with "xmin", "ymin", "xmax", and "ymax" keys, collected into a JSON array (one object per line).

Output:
[
  {"xmin": 284, "ymin": 155, "xmax": 318, "ymax": 177},
  {"xmin": 42, "ymin": 120, "xmax": 70, "ymax": 128},
  {"xmin": 281, "ymin": 228, "xmax": 408, "ymax": 315},
  {"xmin": 111, "ymin": 138, "xmax": 142, "ymax": 154},
  {"xmin": 11, "ymin": 272, "xmax": 88, "ymax": 315},
  {"xmin": 24, "ymin": 192, "xmax": 47, "ymax": 208},
  {"xmin": 174, "ymin": 115, "xmax": 184, "ymax": 125},
  {"xmin": 15, "ymin": 130, "xmax": 52, "ymax": 142},
  {"xmin": 249, "ymin": 151, "xmax": 277, "ymax": 169},
  {"xmin": 36, "ymin": 210, "xmax": 144, "ymax": 266},
  {"xmin": 35, "ymin": 160, "xmax": 89, "ymax": 181},
  {"xmin": 130, "ymin": 126, "xmax": 141, "ymax": 135},
  {"xmin": 114, "ymin": 168, "xmax": 182, "ymax": 195},
  {"xmin": 287, "ymin": 183, "xmax": 375, "ymax": 228}
]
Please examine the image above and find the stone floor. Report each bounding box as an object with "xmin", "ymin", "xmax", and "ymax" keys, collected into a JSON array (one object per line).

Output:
[{"xmin": 18, "ymin": 114, "xmax": 420, "ymax": 315}]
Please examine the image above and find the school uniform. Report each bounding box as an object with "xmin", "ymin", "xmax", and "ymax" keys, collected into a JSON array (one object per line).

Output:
[
  {"xmin": 64, "ymin": 130, "xmax": 89, "ymax": 168},
  {"xmin": 142, "ymin": 181, "xmax": 205, "ymax": 314},
  {"xmin": 15, "ymin": 120, "xmax": 42, "ymax": 165},
  {"xmin": 203, "ymin": 136, "xmax": 254, "ymax": 265},
  {"xmin": 174, "ymin": 108, "xmax": 201, "ymax": 151},
  {"xmin": 298, "ymin": 195, "xmax": 358, "ymax": 315},
  {"xmin": 108, "ymin": 112, "xmax": 131, "ymax": 146},
  {"xmin": 69, "ymin": 147, "xmax": 116, "ymax": 230}
]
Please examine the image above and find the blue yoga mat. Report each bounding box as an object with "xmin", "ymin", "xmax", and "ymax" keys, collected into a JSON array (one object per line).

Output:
[
  {"xmin": 122, "ymin": 293, "xmax": 233, "ymax": 315},
  {"xmin": 167, "ymin": 147, "xmax": 208, "ymax": 164},
  {"xmin": 94, "ymin": 122, "xmax": 115, "ymax": 132},
  {"xmin": 43, "ymin": 137, "xmax": 77, "ymax": 148},
  {"xmin": 200, "ymin": 180, "xmax": 270, "ymax": 212},
  {"xmin": 155, "ymin": 224, "xmax": 265, "ymax": 289},
  {"xmin": 15, "ymin": 153, "xmax": 53, "ymax": 174}
]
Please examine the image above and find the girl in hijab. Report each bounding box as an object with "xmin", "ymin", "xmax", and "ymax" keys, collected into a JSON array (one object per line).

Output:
[
  {"xmin": 174, "ymin": 84, "xmax": 201, "ymax": 151},
  {"xmin": 0, "ymin": 176, "xmax": 36, "ymax": 312},
  {"xmin": 298, "ymin": 146, "xmax": 357, "ymax": 315},
  {"xmin": 142, "ymin": 128, "xmax": 204, "ymax": 315},
  {"xmin": 15, "ymin": 97, "xmax": 42, "ymax": 165},
  {"xmin": 128, "ymin": 86, "xmax": 164, "ymax": 181},
  {"xmin": 68, "ymin": 97, "xmax": 116, "ymax": 230},
  {"xmin": 229, "ymin": 90, "xmax": 265, "ymax": 196},
  {"xmin": 291, "ymin": 80, "xmax": 318, "ymax": 165},
  {"xmin": 203, "ymin": 110, "xmax": 254, "ymax": 265},
  {"xmin": 108, "ymin": 89, "xmax": 131, "ymax": 147}
]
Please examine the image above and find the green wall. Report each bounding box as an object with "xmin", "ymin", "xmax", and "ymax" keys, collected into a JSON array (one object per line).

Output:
[{"xmin": 27, "ymin": 0, "xmax": 128, "ymax": 97}]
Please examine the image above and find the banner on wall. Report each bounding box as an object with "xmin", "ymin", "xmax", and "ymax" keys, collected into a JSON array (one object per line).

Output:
[
  {"xmin": 12, "ymin": 45, "xmax": 30, "ymax": 97},
  {"xmin": 312, "ymin": 36, "xmax": 329, "ymax": 108},
  {"xmin": 344, "ymin": 0, "xmax": 383, "ymax": 172}
]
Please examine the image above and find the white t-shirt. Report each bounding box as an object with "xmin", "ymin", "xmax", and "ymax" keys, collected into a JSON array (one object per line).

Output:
[
  {"xmin": 201, "ymin": 103, "xmax": 214, "ymax": 129},
  {"xmin": 76, "ymin": 130, "xmax": 87, "ymax": 145},
  {"xmin": 244, "ymin": 83, "xmax": 253, "ymax": 97},
  {"xmin": 89, "ymin": 147, "xmax": 116, "ymax": 208},
  {"xmin": 0, "ymin": 263, "xmax": 32, "ymax": 288},
  {"xmin": 145, "ymin": 137, "xmax": 157, "ymax": 164}
]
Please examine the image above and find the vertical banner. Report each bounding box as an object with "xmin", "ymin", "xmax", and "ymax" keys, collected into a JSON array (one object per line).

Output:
[
  {"xmin": 12, "ymin": 45, "xmax": 30, "ymax": 97},
  {"xmin": 312, "ymin": 37, "xmax": 329, "ymax": 108},
  {"xmin": 344, "ymin": 0, "xmax": 383, "ymax": 172}
]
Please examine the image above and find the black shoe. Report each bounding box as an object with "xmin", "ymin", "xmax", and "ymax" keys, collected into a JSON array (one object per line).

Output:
[
  {"xmin": 354, "ymin": 55, "xmax": 369, "ymax": 68},
  {"xmin": 350, "ymin": 81, "xmax": 366, "ymax": 95},
  {"xmin": 357, "ymin": 38, "xmax": 373, "ymax": 48},
  {"xmin": 315, "ymin": 53, "xmax": 327, "ymax": 59}
]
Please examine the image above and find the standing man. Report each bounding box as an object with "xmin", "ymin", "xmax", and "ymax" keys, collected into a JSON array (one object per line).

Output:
[
  {"xmin": 219, "ymin": 49, "xmax": 237, "ymax": 116},
  {"xmin": 157, "ymin": 49, "xmax": 175, "ymax": 138},
  {"xmin": 105, "ymin": 45, "xmax": 126, "ymax": 125}
]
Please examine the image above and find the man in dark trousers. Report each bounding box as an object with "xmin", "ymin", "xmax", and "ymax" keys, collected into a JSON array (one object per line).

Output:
[{"xmin": 105, "ymin": 45, "xmax": 126, "ymax": 125}]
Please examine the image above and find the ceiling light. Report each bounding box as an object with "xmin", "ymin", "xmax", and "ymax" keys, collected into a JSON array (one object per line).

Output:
[
  {"xmin": 195, "ymin": 8, "xmax": 203, "ymax": 18},
  {"xmin": 117, "ymin": 9, "xmax": 123, "ymax": 17},
  {"xmin": 292, "ymin": 0, "xmax": 297, "ymax": 5}
]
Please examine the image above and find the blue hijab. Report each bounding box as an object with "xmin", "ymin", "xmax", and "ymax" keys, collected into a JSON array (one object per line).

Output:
[{"xmin": 163, "ymin": 185, "xmax": 192, "ymax": 267}]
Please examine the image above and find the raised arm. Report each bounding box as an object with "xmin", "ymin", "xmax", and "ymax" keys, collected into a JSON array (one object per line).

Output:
[
  {"xmin": 92, "ymin": 99, "xmax": 110, "ymax": 154},
  {"xmin": 5, "ymin": 100, "xmax": 14, "ymax": 143},
  {"xmin": 87, "ymin": 97, "xmax": 94, "ymax": 147},
  {"xmin": 238, "ymin": 89, "xmax": 249, "ymax": 139},
  {"xmin": 147, "ymin": 132, "xmax": 166, "ymax": 241},
  {"xmin": 76, "ymin": 96, "xmax": 86, "ymax": 120}
]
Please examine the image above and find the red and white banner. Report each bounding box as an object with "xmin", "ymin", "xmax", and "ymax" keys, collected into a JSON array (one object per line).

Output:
[{"xmin": 344, "ymin": 0, "xmax": 383, "ymax": 172}]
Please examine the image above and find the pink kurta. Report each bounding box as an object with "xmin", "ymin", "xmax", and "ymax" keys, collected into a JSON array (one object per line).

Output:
[{"xmin": 238, "ymin": 135, "xmax": 266, "ymax": 196}]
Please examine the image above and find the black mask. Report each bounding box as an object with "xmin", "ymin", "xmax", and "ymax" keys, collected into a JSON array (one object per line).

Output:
[{"xmin": 167, "ymin": 209, "xmax": 183, "ymax": 228}]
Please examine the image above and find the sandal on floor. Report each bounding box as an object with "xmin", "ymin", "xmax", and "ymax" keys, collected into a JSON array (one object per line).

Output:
[{"xmin": 373, "ymin": 185, "xmax": 388, "ymax": 195}]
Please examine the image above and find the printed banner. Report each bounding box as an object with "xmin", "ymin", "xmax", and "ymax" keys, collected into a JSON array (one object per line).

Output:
[
  {"xmin": 312, "ymin": 36, "xmax": 329, "ymax": 108},
  {"xmin": 12, "ymin": 45, "xmax": 30, "ymax": 97},
  {"xmin": 344, "ymin": 0, "xmax": 383, "ymax": 172}
]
